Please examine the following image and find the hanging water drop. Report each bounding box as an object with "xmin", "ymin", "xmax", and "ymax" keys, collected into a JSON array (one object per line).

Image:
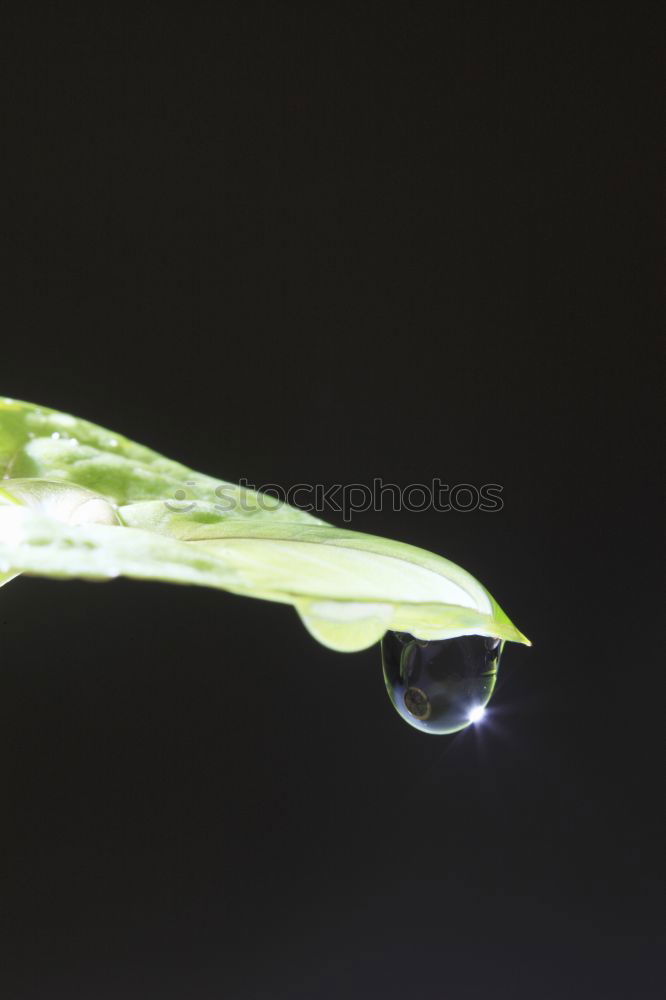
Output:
[{"xmin": 381, "ymin": 632, "xmax": 503, "ymax": 734}]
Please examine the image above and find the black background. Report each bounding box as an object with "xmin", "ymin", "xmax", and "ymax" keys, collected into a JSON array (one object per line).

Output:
[{"xmin": 1, "ymin": 5, "xmax": 662, "ymax": 998}]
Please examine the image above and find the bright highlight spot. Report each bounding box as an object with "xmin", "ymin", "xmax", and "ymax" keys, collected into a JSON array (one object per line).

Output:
[{"xmin": 468, "ymin": 705, "xmax": 486, "ymax": 724}]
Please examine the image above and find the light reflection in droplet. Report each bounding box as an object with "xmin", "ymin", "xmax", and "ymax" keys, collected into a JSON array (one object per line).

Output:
[{"xmin": 468, "ymin": 705, "xmax": 486, "ymax": 723}]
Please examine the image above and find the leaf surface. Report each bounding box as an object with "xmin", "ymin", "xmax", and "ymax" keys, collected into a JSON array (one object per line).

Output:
[{"xmin": 0, "ymin": 398, "xmax": 530, "ymax": 651}]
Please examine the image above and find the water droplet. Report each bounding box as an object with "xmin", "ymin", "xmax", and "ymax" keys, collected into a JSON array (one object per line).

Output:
[{"xmin": 381, "ymin": 632, "xmax": 503, "ymax": 734}]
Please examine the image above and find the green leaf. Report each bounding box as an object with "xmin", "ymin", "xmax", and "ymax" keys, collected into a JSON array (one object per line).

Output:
[
  {"xmin": 0, "ymin": 396, "xmax": 321, "ymax": 522},
  {"xmin": 0, "ymin": 397, "xmax": 530, "ymax": 651}
]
